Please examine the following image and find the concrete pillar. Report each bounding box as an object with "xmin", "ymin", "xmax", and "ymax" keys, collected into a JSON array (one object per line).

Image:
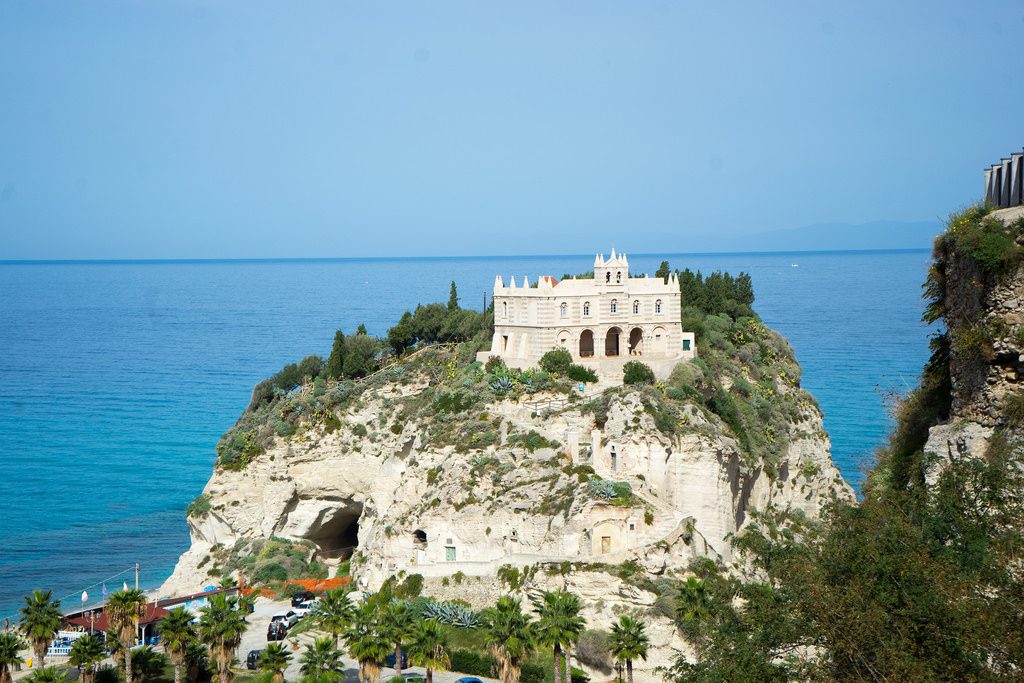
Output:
[
  {"xmin": 567, "ymin": 431, "xmax": 580, "ymax": 464},
  {"xmin": 985, "ymin": 168, "xmax": 994, "ymax": 205},
  {"xmin": 992, "ymin": 164, "xmax": 1003, "ymax": 207},
  {"xmin": 1011, "ymin": 153, "xmax": 1023, "ymax": 207},
  {"xmin": 1001, "ymin": 158, "xmax": 1013, "ymax": 208},
  {"xmin": 590, "ymin": 428, "xmax": 602, "ymax": 465}
]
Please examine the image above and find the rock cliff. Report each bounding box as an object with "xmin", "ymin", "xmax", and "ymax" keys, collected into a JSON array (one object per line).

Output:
[{"xmin": 164, "ymin": 328, "xmax": 850, "ymax": 678}]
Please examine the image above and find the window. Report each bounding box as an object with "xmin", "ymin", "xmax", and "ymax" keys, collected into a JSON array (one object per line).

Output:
[
  {"xmin": 560, "ymin": 302, "xmax": 568, "ymax": 318},
  {"xmin": 683, "ymin": 339, "xmax": 691, "ymax": 351},
  {"xmin": 632, "ymin": 300, "xmax": 640, "ymax": 315},
  {"xmin": 610, "ymin": 299, "xmax": 618, "ymax": 314},
  {"xmin": 606, "ymin": 272, "xmax": 611, "ymax": 283},
  {"xmin": 655, "ymin": 299, "xmax": 662, "ymax": 314},
  {"xmin": 583, "ymin": 302, "xmax": 591, "ymax": 316},
  {"xmin": 610, "ymin": 446, "xmax": 617, "ymax": 471},
  {"xmin": 445, "ymin": 546, "xmax": 456, "ymax": 562},
  {"xmin": 629, "ymin": 522, "xmax": 635, "ymax": 531},
  {"xmin": 502, "ymin": 301, "xmax": 508, "ymax": 318},
  {"xmin": 616, "ymin": 271, "xmax": 622, "ymax": 283},
  {"xmin": 601, "ymin": 536, "xmax": 611, "ymax": 554}
]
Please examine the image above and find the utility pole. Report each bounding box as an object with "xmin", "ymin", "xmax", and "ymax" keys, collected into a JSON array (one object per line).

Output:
[{"xmin": 135, "ymin": 562, "xmax": 139, "ymax": 590}]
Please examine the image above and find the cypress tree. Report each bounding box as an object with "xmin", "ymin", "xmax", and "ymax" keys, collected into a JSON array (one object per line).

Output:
[
  {"xmin": 326, "ymin": 330, "xmax": 346, "ymax": 379},
  {"xmin": 356, "ymin": 323, "xmax": 368, "ymax": 336},
  {"xmin": 448, "ymin": 281, "xmax": 459, "ymax": 311}
]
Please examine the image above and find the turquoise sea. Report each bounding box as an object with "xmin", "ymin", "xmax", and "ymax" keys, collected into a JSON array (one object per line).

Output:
[{"xmin": 0, "ymin": 250, "xmax": 933, "ymax": 619}]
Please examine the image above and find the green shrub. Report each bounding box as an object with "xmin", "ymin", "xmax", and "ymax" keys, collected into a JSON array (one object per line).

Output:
[
  {"xmin": 540, "ymin": 348, "xmax": 574, "ymax": 375},
  {"xmin": 520, "ymin": 664, "xmax": 545, "ymax": 683},
  {"xmin": 567, "ymin": 364, "xmax": 599, "ymax": 383},
  {"xmin": 623, "ymin": 361, "xmax": 656, "ymax": 385},
  {"xmin": 448, "ymin": 649, "xmax": 497, "ymax": 677},
  {"xmin": 1006, "ymin": 393, "xmax": 1024, "ymax": 426},
  {"xmin": 352, "ymin": 423, "xmax": 368, "ymax": 437},
  {"xmin": 254, "ymin": 562, "xmax": 288, "ymax": 583},
  {"xmin": 187, "ymin": 493, "xmax": 212, "ymax": 518}
]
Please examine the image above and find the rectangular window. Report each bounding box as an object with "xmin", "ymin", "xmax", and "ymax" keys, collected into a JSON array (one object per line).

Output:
[
  {"xmin": 601, "ymin": 536, "xmax": 611, "ymax": 554},
  {"xmin": 683, "ymin": 339, "xmax": 691, "ymax": 351},
  {"xmin": 445, "ymin": 546, "xmax": 456, "ymax": 562}
]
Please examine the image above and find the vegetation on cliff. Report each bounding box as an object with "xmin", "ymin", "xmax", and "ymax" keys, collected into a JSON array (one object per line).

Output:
[{"xmin": 665, "ymin": 207, "xmax": 1024, "ymax": 682}]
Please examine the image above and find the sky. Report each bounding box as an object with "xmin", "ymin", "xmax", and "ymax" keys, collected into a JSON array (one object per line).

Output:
[{"xmin": 1, "ymin": 1, "xmax": 1022, "ymax": 260}]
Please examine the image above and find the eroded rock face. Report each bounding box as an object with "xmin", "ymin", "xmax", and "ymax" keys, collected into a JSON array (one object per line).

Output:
[{"xmin": 164, "ymin": 373, "xmax": 850, "ymax": 596}]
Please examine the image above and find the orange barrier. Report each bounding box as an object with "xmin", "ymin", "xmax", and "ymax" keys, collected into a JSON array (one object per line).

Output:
[{"xmin": 239, "ymin": 576, "xmax": 351, "ymax": 598}]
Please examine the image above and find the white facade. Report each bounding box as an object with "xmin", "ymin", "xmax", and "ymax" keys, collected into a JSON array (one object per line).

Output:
[{"xmin": 478, "ymin": 249, "xmax": 695, "ymax": 378}]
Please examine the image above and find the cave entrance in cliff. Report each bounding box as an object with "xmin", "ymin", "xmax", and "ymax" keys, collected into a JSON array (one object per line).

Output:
[{"xmin": 306, "ymin": 504, "xmax": 363, "ymax": 560}]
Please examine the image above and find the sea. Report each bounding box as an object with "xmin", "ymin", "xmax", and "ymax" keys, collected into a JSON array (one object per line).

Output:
[{"xmin": 0, "ymin": 250, "xmax": 934, "ymax": 620}]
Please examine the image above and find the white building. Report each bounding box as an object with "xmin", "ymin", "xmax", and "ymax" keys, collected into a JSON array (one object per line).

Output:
[{"xmin": 478, "ymin": 249, "xmax": 695, "ymax": 379}]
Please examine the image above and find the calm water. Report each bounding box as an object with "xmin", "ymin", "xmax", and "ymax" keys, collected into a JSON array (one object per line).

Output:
[{"xmin": 0, "ymin": 250, "xmax": 933, "ymax": 618}]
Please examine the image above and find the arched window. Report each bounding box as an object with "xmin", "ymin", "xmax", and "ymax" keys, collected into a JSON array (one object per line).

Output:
[
  {"xmin": 605, "ymin": 272, "xmax": 611, "ymax": 283},
  {"xmin": 616, "ymin": 271, "xmax": 622, "ymax": 283},
  {"xmin": 632, "ymin": 300, "xmax": 640, "ymax": 315},
  {"xmin": 583, "ymin": 301, "xmax": 591, "ymax": 316},
  {"xmin": 560, "ymin": 302, "xmax": 568, "ymax": 318},
  {"xmin": 502, "ymin": 301, "xmax": 509, "ymax": 318},
  {"xmin": 655, "ymin": 299, "xmax": 662, "ymax": 314},
  {"xmin": 610, "ymin": 299, "xmax": 618, "ymax": 314}
]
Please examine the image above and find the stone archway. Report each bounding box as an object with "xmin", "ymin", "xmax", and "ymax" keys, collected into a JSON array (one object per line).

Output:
[
  {"xmin": 605, "ymin": 327, "xmax": 621, "ymax": 357},
  {"xmin": 628, "ymin": 327, "xmax": 643, "ymax": 356},
  {"xmin": 580, "ymin": 329, "xmax": 595, "ymax": 358}
]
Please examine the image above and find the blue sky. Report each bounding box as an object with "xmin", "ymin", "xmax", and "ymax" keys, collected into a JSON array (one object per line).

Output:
[{"xmin": 1, "ymin": 1, "xmax": 1022, "ymax": 259}]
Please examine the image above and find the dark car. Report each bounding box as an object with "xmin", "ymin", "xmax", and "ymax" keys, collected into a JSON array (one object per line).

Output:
[
  {"xmin": 267, "ymin": 621, "xmax": 287, "ymax": 641},
  {"xmin": 290, "ymin": 590, "xmax": 316, "ymax": 607},
  {"xmin": 386, "ymin": 652, "xmax": 408, "ymax": 669},
  {"xmin": 246, "ymin": 650, "xmax": 263, "ymax": 670}
]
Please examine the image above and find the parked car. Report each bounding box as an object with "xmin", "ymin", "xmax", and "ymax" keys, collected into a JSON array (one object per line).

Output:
[
  {"xmin": 266, "ymin": 621, "xmax": 287, "ymax": 641},
  {"xmin": 454, "ymin": 678, "xmax": 483, "ymax": 683},
  {"xmin": 290, "ymin": 591, "xmax": 316, "ymax": 607},
  {"xmin": 292, "ymin": 599, "xmax": 320, "ymax": 619},
  {"xmin": 246, "ymin": 650, "xmax": 263, "ymax": 670},
  {"xmin": 402, "ymin": 673, "xmax": 425, "ymax": 683},
  {"xmin": 270, "ymin": 611, "xmax": 299, "ymax": 628},
  {"xmin": 386, "ymin": 652, "xmax": 409, "ymax": 670}
]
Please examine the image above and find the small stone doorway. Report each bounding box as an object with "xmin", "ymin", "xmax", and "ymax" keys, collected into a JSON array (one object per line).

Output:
[
  {"xmin": 628, "ymin": 328, "xmax": 643, "ymax": 355},
  {"xmin": 579, "ymin": 329, "xmax": 595, "ymax": 357}
]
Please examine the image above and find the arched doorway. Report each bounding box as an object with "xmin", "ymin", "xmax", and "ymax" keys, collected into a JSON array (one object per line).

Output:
[
  {"xmin": 579, "ymin": 329, "xmax": 595, "ymax": 358},
  {"xmin": 605, "ymin": 327, "xmax": 621, "ymax": 356},
  {"xmin": 652, "ymin": 326, "xmax": 667, "ymax": 354},
  {"xmin": 628, "ymin": 328, "xmax": 643, "ymax": 355}
]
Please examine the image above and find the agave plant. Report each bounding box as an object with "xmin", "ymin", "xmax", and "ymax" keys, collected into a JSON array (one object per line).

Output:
[
  {"xmin": 490, "ymin": 376, "xmax": 514, "ymax": 395},
  {"xmin": 421, "ymin": 601, "xmax": 481, "ymax": 629}
]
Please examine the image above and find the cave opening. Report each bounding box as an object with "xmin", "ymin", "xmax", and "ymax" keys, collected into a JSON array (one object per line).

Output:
[{"xmin": 306, "ymin": 503, "xmax": 363, "ymax": 560}]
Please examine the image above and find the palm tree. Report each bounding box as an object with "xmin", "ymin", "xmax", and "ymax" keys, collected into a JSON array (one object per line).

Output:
[
  {"xmin": 105, "ymin": 589, "xmax": 147, "ymax": 683},
  {"xmin": 258, "ymin": 643, "xmax": 292, "ymax": 683},
  {"xmin": 159, "ymin": 608, "xmax": 196, "ymax": 683},
  {"xmin": 0, "ymin": 632, "xmax": 25, "ymax": 683},
  {"xmin": 315, "ymin": 588, "xmax": 354, "ymax": 649},
  {"xmin": 183, "ymin": 641, "xmax": 208, "ymax": 683},
  {"xmin": 533, "ymin": 591, "xmax": 585, "ymax": 683},
  {"xmin": 406, "ymin": 619, "xmax": 449, "ymax": 683},
  {"xmin": 675, "ymin": 576, "xmax": 713, "ymax": 637},
  {"xmin": 19, "ymin": 590, "xmax": 62, "ymax": 669},
  {"xmin": 299, "ymin": 637, "xmax": 340, "ymax": 679},
  {"xmin": 378, "ymin": 601, "xmax": 415, "ymax": 677},
  {"xmin": 27, "ymin": 666, "xmax": 63, "ymax": 683},
  {"xmin": 68, "ymin": 634, "xmax": 105, "ymax": 683},
  {"xmin": 483, "ymin": 597, "xmax": 536, "ymax": 683},
  {"xmin": 197, "ymin": 593, "xmax": 248, "ymax": 683},
  {"xmin": 130, "ymin": 646, "xmax": 167, "ymax": 683},
  {"xmin": 608, "ymin": 616, "xmax": 649, "ymax": 683},
  {"xmin": 343, "ymin": 604, "xmax": 390, "ymax": 683}
]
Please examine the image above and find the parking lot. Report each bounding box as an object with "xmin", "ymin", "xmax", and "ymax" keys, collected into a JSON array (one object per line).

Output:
[{"xmin": 238, "ymin": 597, "xmax": 498, "ymax": 683}]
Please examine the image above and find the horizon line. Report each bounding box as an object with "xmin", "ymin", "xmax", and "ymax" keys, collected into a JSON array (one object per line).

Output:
[{"xmin": 0, "ymin": 246, "xmax": 931, "ymax": 266}]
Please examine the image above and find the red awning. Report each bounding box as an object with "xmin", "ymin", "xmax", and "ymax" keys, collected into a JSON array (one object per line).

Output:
[{"xmin": 66, "ymin": 602, "xmax": 171, "ymax": 631}]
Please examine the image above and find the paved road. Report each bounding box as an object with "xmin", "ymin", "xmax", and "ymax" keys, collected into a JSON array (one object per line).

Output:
[{"xmin": 238, "ymin": 597, "xmax": 498, "ymax": 683}]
